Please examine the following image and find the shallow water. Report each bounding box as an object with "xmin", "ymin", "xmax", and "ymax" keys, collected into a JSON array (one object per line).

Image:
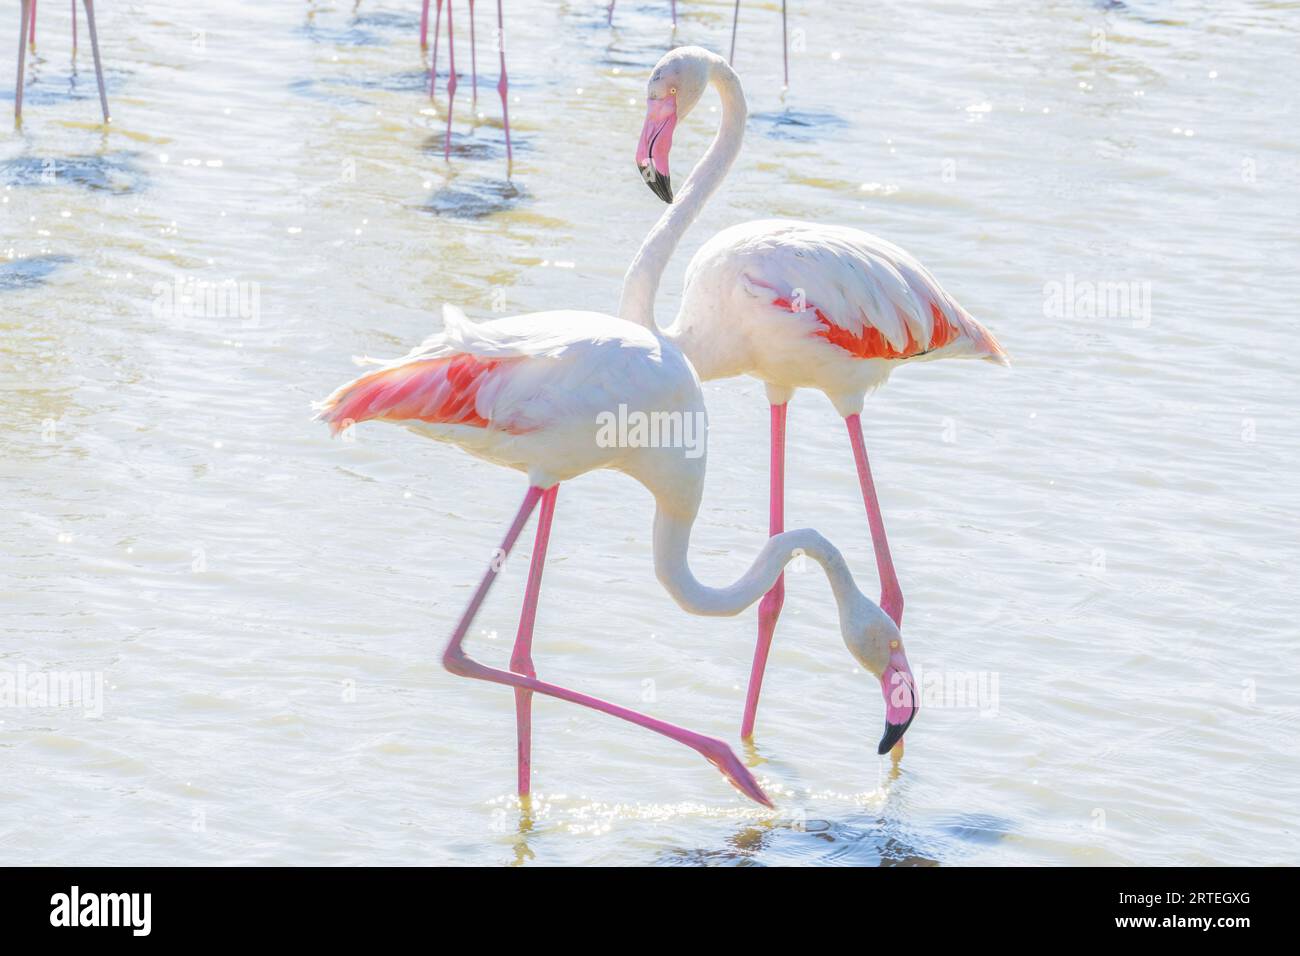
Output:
[{"xmin": 2, "ymin": 0, "xmax": 1297, "ymax": 866}]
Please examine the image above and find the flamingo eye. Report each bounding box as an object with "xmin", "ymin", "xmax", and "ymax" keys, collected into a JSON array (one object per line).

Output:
[{"xmin": 670, "ymin": 87, "xmax": 677, "ymax": 95}]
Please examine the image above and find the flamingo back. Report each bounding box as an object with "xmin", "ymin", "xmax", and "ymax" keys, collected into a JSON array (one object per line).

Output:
[
  {"xmin": 315, "ymin": 306, "xmax": 709, "ymax": 492},
  {"xmin": 674, "ymin": 220, "xmax": 1007, "ymax": 383},
  {"xmin": 316, "ymin": 305, "xmax": 611, "ymax": 436}
]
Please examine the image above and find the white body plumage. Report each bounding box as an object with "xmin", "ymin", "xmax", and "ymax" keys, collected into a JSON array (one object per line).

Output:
[{"xmin": 667, "ymin": 219, "xmax": 1007, "ymax": 416}]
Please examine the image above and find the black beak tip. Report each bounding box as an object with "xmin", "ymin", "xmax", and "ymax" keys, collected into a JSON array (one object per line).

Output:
[
  {"xmin": 876, "ymin": 709, "xmax": 918, "ymax": 755},
  {"xmin": 638, "ymin": 162, "xmax": 673, "ymax": 204}
]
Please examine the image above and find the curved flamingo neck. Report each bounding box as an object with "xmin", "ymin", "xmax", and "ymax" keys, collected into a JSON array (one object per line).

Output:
[
  {"xmin": 650, "ymin": 498, "xmax": 864, "ymax": 623},
  {"xmin": 619, "ymin": 56, "xmax": 748, "ymax": 331}
]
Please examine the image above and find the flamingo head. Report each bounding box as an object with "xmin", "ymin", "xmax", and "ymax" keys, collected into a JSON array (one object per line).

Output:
[
  {"xmin": 636, "ymin": 47, "xmax": 714, "ymax": 204},
  {"xmin": 842, "ymin": 601, "xmax": 920, "ymax": 756}
]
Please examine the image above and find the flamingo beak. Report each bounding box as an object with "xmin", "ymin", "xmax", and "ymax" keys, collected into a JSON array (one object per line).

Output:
[
  {"xmin": 636, "ymin": 95, "xmax": 678, "ymax": 204},
  {"xmin": 877, "ymin": 645, "xmax": 919, "ymax": 755}
]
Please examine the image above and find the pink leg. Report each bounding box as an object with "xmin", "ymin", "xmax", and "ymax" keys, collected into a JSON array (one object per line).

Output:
[
  {"xmin": 781, "ymin": 0, "xmax": 789, "ymax": 88},
  {"xmin": 728, "ymin": 0, "xmax": 739, "ymax": 63},
  {"xmin": 15, "ymin": 0, "xmax": 31, "ymax": 122},
  {"xmin": 29, "ymin": 0, "xmax": 36, "ymax": 50},
  {"xmin": 444, "ymin": 485, "xmax": 772, "ymax": 807},
  {"xmin": 740, "ymin": 402, "xmax": 786, "ymax": 739},
  {"xmin": 443, "ymin": 0, "xmax": 457, "ymax": 160},
  {"xmin": 845, "ymin": 414, "xmax": 903, "ymax": 626},
  {"xmin": 468, "ymin": 0, "xmax": 477, "ymax": 106},
  {"xmin": 495, "ymin": 0, "xmax": 511, "ymax": 165},
  {"xmin": 670, "ymin": 0, "xmax": 677, "ymax": 28},
  {"xmin": 510, "ymin": 484, "xmax": 557, "ymax": 796},
  {"xmin": 82, "ymin": 0, "xmax": 108, "ymax": 123},
  {"xmin": 429, "ymin": 0, "xmax": 443, "ymax": 96},
  {"xmin": 607, "ymin": 1, "xmax": 615, "ymax": 26},
  {"xmin": 420, "ymin": 0, "xmax": 429, "ymax": 49},
  {"xmin": 71, "ymin": 0, "xmax": 76, "ymax": 58}
]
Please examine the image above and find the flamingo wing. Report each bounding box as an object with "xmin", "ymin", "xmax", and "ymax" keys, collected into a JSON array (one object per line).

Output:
[
  {"xmin": 315, "ymin": 306, "xmax": 673, "ymax": 436},
  {"xmin": 315, "ymin": 351, "xmax": 515, "ymax": 435},
  {"xmin": 717, "ymin": 221, "xmax": 1007, "ymax": 363},
  {"xmin": 315, "ymin": 307, "xmax": 523, "ymax": 435}
]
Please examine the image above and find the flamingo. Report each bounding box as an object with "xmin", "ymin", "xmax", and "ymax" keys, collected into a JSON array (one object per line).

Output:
[
  {"xmin": 623, "ymin": 46, "xmax": 1006, "ymax": 741},
  {"xmin": 420, "ymin": 0, "xmax": 511, "ymax": 166},
  {"xmin": 13, "ymin": 0, "xmax": 109, "ymax": 124},
  {"xmin": 315, "ymin": 53, "xmax": 918, "ymax": 808}
]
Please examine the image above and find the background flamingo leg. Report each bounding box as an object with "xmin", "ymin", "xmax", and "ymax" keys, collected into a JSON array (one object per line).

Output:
[
  {"xmin": 741, "ymin": 402, "xmax": 786, "ymax": 739},
  {"xmin": 468, "ymin": 0, "xmax": 477, "ymax": 107},
  {"xmin": 510, "ymin": 485, "xmax": 557, "ymax": 797},
  {"xmin": 781, "ymin": 0, "xmax": 789, "ymax": 89},
  {"xmin": 442, "ymin": 486, "xmax": 772, "ymax": 807},
  {"xmin": 419, "ymin": 0, "xmax": 429, "ymax": 50},
  {"xmin": 429, "ymin": 0, "xmax": 443, "ymax": 97},
  {"xmin": 82, "ymin": 0, "xmax": 108, "ymax": 122},
  {"xmin": 606, "ymin": 1, "xmax": 615, "ymax": 27},
  {"xmin": 845, "ymin": 414, "xmax": 903, "ymax": 627},
  {"xmin": 495, "ymin": 0, "xmax": 511, "ymax": 167},
  {"xmin": 71, "ymin": 0, "xmax": 76, "ymax": 58},
  {"xmin": 671, "ymin": 0, "xmax": 677, "ymax": 29},
  {"xmin": 443, "ymin": 0, "xmax": 457, "ymax": 159},
  {"xmin": 15, "ymin": 0, "xmax": 31, "ymax": 122},
  {"xmin": 28, "ymin": 0, "xmax": 36, "ymax": 51},
  {"xmin": 728, "ymin": 0, "xmax": 739, "ymax": 63}
]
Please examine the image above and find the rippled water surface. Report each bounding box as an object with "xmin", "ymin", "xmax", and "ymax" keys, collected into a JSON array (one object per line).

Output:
[{"xmin": 2, "ymin": 0, "xmax": 1297, "ymax": 866}]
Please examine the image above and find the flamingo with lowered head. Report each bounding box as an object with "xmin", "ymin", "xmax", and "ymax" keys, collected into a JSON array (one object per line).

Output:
[
  {"xmin": 315, "ymin": 53, "xmax": 919, "ymax": 807},
  {"xmin": 623, "ymin": 46, "xmax": 1006, "ymax": 741}
]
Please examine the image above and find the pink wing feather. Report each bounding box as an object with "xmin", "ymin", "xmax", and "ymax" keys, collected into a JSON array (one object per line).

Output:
[
  {"xmin": 316, "ymin": 353, "xmax": 519, "ymax": 436},
  {"xmin": 724, "ymin": 221, "xmax": 1008, "ymax": 365}
]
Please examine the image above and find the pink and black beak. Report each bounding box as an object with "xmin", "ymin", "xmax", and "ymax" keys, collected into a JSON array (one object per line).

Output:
[
  {"xmin": 636, "ymin": 94, "xmax": 678, "ymax": 204},
  {"xmin": 877, "ymin": 643, "xmax": 919, "ymax": 754}
]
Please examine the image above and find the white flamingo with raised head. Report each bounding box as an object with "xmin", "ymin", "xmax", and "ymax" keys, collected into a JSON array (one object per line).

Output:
[
  {"xmin": 316, "ymin": 53, "xmax": 918, "ymax": 809},
  {"xmin": 623, "ymin": 46, "xmax": 1006, "ymax": 742}
]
